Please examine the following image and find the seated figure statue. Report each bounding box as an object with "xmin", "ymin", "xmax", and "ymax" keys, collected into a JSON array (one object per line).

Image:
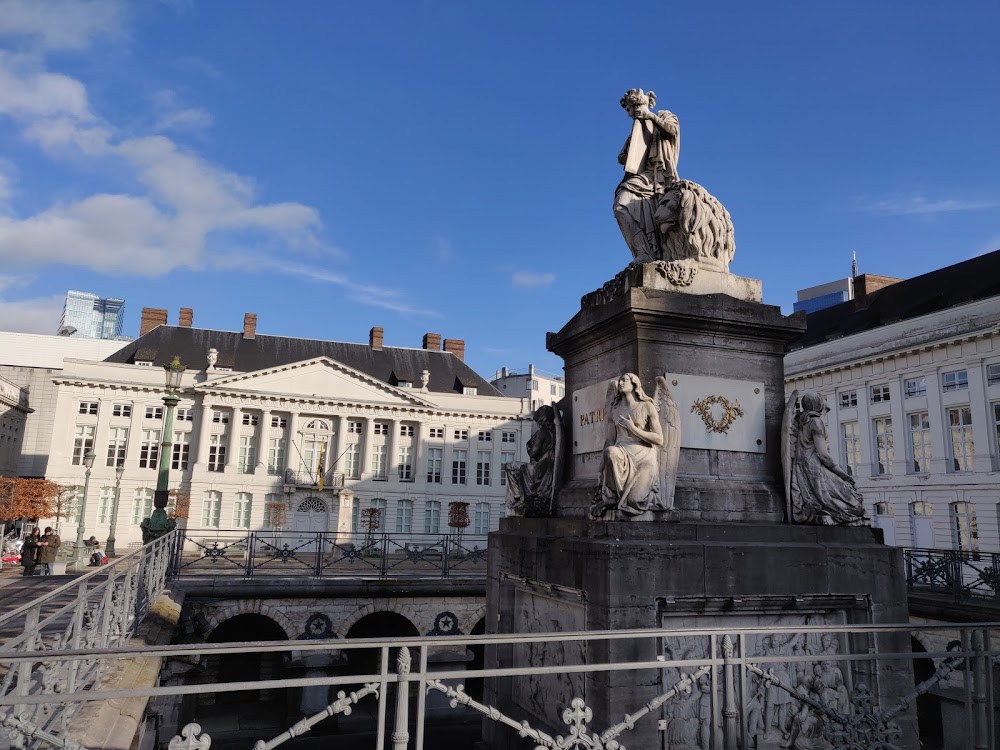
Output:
[
  {"xmin": 782, "ymin": 391, "xmax": 868, "ymax": 527},
  {"xmin": 504, "ymin": 405, "xmax": 560, "ymax": 517}
]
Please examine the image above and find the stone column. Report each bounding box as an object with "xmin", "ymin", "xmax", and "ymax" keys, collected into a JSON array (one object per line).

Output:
[
  {"xmin": 386, "ymin": 418, "xmax": 398, "ymax": 482},
  {"xmin": 412, "ymin": 421, "xmax": 425, "ymax": 484},
  {"xmin": 288, "ymin": 411, "xmax": 300, "ymax": 477},
  {"xmin": 887, "ymin": 379, "xmax": 908, "ymax": 478},
  {"xmin": 333, "ymin": 415, "xmax": 348, "ymax": 477},
  {"xmin": 194, "ymin": 402, "xmax": 213, "ymax": 469},
  {"xmin": 361, "ymin": 417, "xmax": 375, "ymax": 480},
  {"xmin": 854, "ymin": 385, "xmax": 875, "ymax": 479},
  {"xmin": 226, "ymin": 407, "xmax": 242, "ymax": 473},
  {"xmin": 925, "ymin": 372, "xmax": 950, "ymax": 474},
  {"xmin": 257, "ymin": 409, "xmax": 271, "ymax": 475},
  {"xmin": 967, "ymin": 366, "xmax": 995, "ymax": 472}
]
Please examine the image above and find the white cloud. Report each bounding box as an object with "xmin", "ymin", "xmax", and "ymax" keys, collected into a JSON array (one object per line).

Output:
[
  {"xmin": 172, "ymin": 55, "xmax": 222, "ymax": 80},
  {"xmin": 0, "ymin": 281, "xmax": 64, "ymax": 333},
  {"xmin": 512, "ymin": 271, "xmax": 555, "ymax": 288},
  {"xmin": 0, "ymin": 53, "xmax": 93, "ymax": 121},
  {"xmin": 152, "ymin": 89, "xmax": 213, "ymax": 132},
  {"xmin": 0, "ymin": 0, "xmax": 125, "ymax": 51},
  {"xmin": 860, "ymin": 194, "xmax": 1000, "ymax": 216}
]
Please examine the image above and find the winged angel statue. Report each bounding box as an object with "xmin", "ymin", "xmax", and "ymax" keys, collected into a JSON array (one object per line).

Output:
[
  {"xmin": 782, "ymin": 391, "xmax": 868, "ymax": 526},
  {"xmin": 591, "ymin": 373, "xmax": 681, "ymax": 518}
]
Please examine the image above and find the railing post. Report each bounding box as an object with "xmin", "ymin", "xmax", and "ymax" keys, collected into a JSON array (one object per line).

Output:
[
  {"xmin": 972, "ymin": 629, "xmax": 989, "ymax": 750},
  {"xmin": 245, "ymin": 532, "xmax": 255, "ymax": 577},
  {"xmin": 443, "ymin": 534, "xmax": 451, "ymax": 578},
  {"xmin": 953, "ymin": 550, "xmax": 964, "ymax": 603},
  {"xmin": 380, "ymin": 533, "xmax": 389, "ymax": 579},
  {"xmin": 314, "ymin": 532, "xmax": 323, "ymax": 577},
  {"xmin": 721, "ymin": 635, "xmax": 737, "ymax": 750},
  {"xmin": 391, "ymin": 646, "xmax": 412, "ymax": 750}
]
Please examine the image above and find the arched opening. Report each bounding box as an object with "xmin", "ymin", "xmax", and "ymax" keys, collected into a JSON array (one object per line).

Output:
[
  {"xmin": 466, "ymin": 618, "xmax": 486, "ymax": 701},
  {"xmin": 207, "ymin": 614, "xmax": 290, "ymax": 698},
  {"xmin": 345, "ymin": 611, "xmax": 419, "ymax": 676},
  {"xmin": 911, "ymin": 636, "xmax": 943, "ymax": 746}
]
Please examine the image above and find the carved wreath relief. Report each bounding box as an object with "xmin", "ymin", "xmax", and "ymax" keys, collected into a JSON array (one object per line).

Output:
[{"xmin": 690, "ymin": 394, "xmax": 745, "ymax": 435}]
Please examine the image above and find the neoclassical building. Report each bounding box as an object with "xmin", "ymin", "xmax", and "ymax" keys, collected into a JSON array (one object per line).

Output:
[
  {"xmin": 785, "ymin": 251, "xmax": 1000, "ymax": 552},
  {"xmin": 40, "ymin": 311, "xmax": 531, "ymax": 547},
  {"xmin": 0, "ymin": 374, "xmax": 31, "ymax": 478}
]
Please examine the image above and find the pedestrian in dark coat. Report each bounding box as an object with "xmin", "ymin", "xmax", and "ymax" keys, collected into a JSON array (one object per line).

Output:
[
  {"xmin": 37, "ymin": 527, "xmax": 60, "ymax": 576},
  {"xmin": 20, "ymin": 528, "xmax": 41, "ymax": 577}
]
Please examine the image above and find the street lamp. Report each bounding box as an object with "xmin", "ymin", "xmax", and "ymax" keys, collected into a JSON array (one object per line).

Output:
[
  {"xmin": 141, "ymin": 356, "xmax": 185, "ymax": 543},
  {"xmin": 106, "ymin": 461, "xmax": 125, "ymax": 557},
  {"xmin": 73, "ymin": 448, "xmax": 96, "ymax": 567}
]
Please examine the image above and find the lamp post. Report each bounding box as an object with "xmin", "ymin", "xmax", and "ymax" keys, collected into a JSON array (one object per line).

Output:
[
  {"xmin": 141, "ymin": 356, "xmax": 185, "ymax": 543},
  {"xmin": 73, "ymin": 448, "xmax": 96, "ymax": 567},
  {"xmin": 106, "ymin": 461, "xmax": 125, "ymax": 557}
]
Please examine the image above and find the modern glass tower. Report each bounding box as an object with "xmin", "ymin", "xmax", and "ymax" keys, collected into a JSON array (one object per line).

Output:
[{"xmin": 57, "ymin": 290, "xmax": 129, "ymax": 340}]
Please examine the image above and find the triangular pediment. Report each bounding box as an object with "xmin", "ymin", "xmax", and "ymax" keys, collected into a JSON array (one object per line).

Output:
[{"xmin": 194, "ymin": 357, "xmax": 431, "ymax": 407}]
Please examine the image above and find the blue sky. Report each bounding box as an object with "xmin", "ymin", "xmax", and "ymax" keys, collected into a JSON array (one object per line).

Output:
[{"xmin": 0, "ymin": 1, "xmax": 998, "ymax": 379}]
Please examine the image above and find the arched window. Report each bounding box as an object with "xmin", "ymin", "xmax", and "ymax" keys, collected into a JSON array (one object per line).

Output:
[
  {"xmin": 201, "ymin": 490, "xmax": 221, "ymax": 528},
  {"xmin": 396, "ymin": 499, "xmax": 413, "ymax": 533},
  {"xmin": 424, "ymin": 500, "xmax": 441, "ymax": 534},
  {"xmin": 297, "ymin": 496, "xmax": 327, "ymax": 513},
  {"xmin": 951, "ymin": 502, "xmax": 979, "ymax": 552}
]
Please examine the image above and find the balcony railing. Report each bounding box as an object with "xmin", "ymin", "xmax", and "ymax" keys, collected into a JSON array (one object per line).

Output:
[
  {"xmin": 169, "ymin": 529, "xmax": 488, "ymax": 579},
  {"xmin": 904, "ymin": 547, "xmax": 1000, "ymax": 605},
  {"xmin": 1, "ymin": 619, "xmax": 994, "ymax": 750},
  {"xmin": 282, "ymin": 468, "xmax": 345, "ymax": 488}
]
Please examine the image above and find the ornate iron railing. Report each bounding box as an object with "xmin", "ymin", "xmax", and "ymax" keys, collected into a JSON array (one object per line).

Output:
[
  {"xmin": 904, "ymin": 547, "xmax": 1000, "ymax": 604},
  {"xmin": 0, "ymin": 531, "xmax": 177, "ymax": 749},
  {"xmin": 169, "ymin": 529, "xmax": 488, "ymax": 579},
  {"xmin": 0, "ymin": 621, "xmax": 993, "ymax": 750},
  {"xmin": 281, "ymin": 468, "xmax": 345, "ymax": 488}
]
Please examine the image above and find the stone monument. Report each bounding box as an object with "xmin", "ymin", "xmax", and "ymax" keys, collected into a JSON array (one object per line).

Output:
[{"xmin": 484, "ymin": 90, "xmax": 915, "ymax": 749}]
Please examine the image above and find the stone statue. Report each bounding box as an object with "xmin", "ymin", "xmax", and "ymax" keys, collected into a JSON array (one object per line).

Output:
[
  {"xmin": 206, "ymin": 348, "xmax": 218, "ymax": 371},
  {"xmin": 782, "ymin": 391, "xmax": 868, "ymax": 527},
  {"xmin": 419, "ymin": 369, "xmax": 430, "ymax": 392},
  {"xmin": 613, "ymin": 88, "xmax": 735, "ymax": 274},
  {"xmin": 504, "ymin": 404, "xmax": 563, "ymax": 517},
  {"xmin": 591, "ymin": 374, "xmax": 681, "ymax": 518}
]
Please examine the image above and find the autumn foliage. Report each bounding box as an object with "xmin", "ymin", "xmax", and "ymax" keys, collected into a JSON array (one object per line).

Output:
[
  {"xmin": 168, "ymin": 488, "xmax": 191, "ymax": 520},
  {"xmin": 0, "ymin": 478, "xmax": 64, "ymax": 522},
  {"xmin": 448, "ymin": 501, "xmax": 470, "ymax": 529}
]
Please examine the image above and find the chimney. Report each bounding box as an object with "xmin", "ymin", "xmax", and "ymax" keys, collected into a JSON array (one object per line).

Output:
[
  {"xmin": 243, "ymin": 312, "xmax": 257, "ymax": 340},
  {"xmin": 369, "ymin": 326, "xmax": 384, "ymax": 350},
  {"xmin": 852, "ymin": 273, "xmax": 902, "ymax": 310},
  {"xmin": 443, "ymin": 338, "xmax": 465, "ymax": 362},
  {"xmin": 178, "ymin": 307, "xmax": 194, "ymax": 327},
  {"xmin": 422, "ymin": 332, "xmax": 442, "ymax": 351},
  {"xmin": 139, "ymin": 307, "xmax": 168, "ymax": 336}
]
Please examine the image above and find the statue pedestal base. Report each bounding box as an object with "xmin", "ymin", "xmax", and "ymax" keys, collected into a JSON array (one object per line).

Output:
[
  {"xmin": 484, "ymin": 519, "xmax": 916, "ymax": 750},
  {"xmin": 581, "ymin": 262, "xmax": 763, "ymax": 307}
]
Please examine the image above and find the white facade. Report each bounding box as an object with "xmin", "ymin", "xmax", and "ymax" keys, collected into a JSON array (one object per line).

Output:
[
  {"xmin": 43, "ymin": 355, "xmax": 531, "ymax": 547},
  {"xmin": 490, "ymin": 364, "xmax": 565, "ymax": 412},
  {"xmin": 0, "ymin": 375, "xmax": 30, "ymax": 477},
  {"xmin": 786, "ymin": 295, "xmax": 1000, "ymax": 552}
]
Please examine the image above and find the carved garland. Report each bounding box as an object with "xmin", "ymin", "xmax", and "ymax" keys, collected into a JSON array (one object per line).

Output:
[{"xmin": 691, "ymin": 395, "xmax": 744, "ymax": 435}]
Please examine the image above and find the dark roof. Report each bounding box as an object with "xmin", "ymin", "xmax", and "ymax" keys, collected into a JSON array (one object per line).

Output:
[
  {"xmin": 791, "ymin": 249, "xmax": 1000, "ymax": 350},
  {"xmin": 103, "ymin": 326, "xmax": 502, "ymax": 396}
]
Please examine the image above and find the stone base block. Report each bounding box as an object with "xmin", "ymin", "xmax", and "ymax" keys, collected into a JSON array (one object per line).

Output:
[{"xmin": 581, "ymin": 261, "xmax": 762, "ymax": 307}]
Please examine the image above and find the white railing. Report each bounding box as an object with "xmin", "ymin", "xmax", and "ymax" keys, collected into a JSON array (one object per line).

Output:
[
  {"xmin": 0, "ymin": 620, "xmax": 995, "ymax": 750},
  {"xmin": 0, "ymin": 531, "xmax": 177, "ymax": 749}
]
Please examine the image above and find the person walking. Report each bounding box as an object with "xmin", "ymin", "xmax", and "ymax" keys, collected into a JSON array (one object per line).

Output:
[
  {"xmin": 37, "ymin": 527, "xmax": 61, "ymax": 576},
  {"xmin": 20, "ymin": 528, "xmax": 41, "ymax": 577}
]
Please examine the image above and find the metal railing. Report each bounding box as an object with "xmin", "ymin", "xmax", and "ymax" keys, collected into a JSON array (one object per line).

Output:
[
  {"xmin": 282, "ymin": 468, "xmax": 345, "ymax": 488},
  {"xmin": 904, "ymin": 547, "xmax": 1000, "ymax": 604},
  {"xmin": 169, "ymin": 529, "xmax": 488, "ymax": 579},
  {"xmin": 0, "ymin": 621, "xmax": 994, "ymax": 750},
  {"xmin": 0, "ymin": 531, "xmax": 177, "ymax": 748}
]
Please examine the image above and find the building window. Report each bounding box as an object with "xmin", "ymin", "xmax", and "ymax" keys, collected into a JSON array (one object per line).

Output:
[
  {"xmin": 840, "ymin": 422, "xmax": 860, "ymax": 476},
  {"xmin": 135, "ymin": 360, "xmax": 153, "ymax": 367},
  {"xmin": 145, "ymin": 406, "xmax": 163, "ymax": 420},
  {"xmin": 947, "ymin": 406, "xmax": 975, "ymax": 472},
  {"xmin": 501, "ymin": 431, "xmax": 517, "ymax": 444},
  {"xmin": 78, "ymin": 401, "xmax": 99, "ymax": 416},
  {"xmin": 97, "ymin": 487, "xmax": 114, "ymax": 524},
  {"xmin": 72, "ymin": 425, "xmax": 96, "ymax": 465},
  {"xmin": 233, "ymin": 492, "xmax": 252, "ymax": 528},
  {"xmin": 242, "ymin": 413, "xmax": 259, "ymax": 426},
  {"xmin": 267, "ymin": 438, "xmax": 286, "ymax": 475},
  {"xmin": 478, "ymin": 431, "xmax": 492, "ymax": 442},
  {"xmin": 139, "ymin": 430, "xmax": 160, "ymax": 469},
  {"xmin": 424, "ymin": 500, "xmax": 441, "ymax": 533},
  {"xmin": 942, "ymin": 370, "xmax": 969, "ymax": 392},
  {"xmin": 202, "ymin": 491, "xmax": 222, "ymax": 528},
  {"xmin": 452, "ymin": 449, "xmax": 467, "ymax": 484},
  {"xmin": 839, "ymin": 391, "xmax": 858, "ymax": 409},
  {"xmin": 993, "ymin": 403, "xmax": 1000, "ymax": 458},
  {"xmin": 211, "ymin": 410, "xmax": 229, "ymax": 424},
  {"xmin": 427, "ymin": 447, "xmax": 442, "ymax": 483},
  {"xmin": 872, "ymin": 417, "xmax": 893, "ymax": 475},
  {"xmin": 559, "ymin": 386, "xmax": 565, "ymax": 397},
  {"xmin": 500, "ymin": 451, "xmax": 515, "ymax": 485},
  {"xmin": 373, "ymin": 422, "xmax": 389, "ymax": 436},
  {"xmin": 131, "ymin": 488, "xmax": 154, "ymax": 525},
  {"xmin": 907, "ymin": 412, "xmax": 931, "ymax": 473},
  {"xmin": 175, "ymin": 408, "xmax": 193, "ymax": 422},
  {"xmin": 238, "ymin": 435, "xmax": 256, "ymax": 474},
  {"xmin": 474, "ymin": 502, "xmax": 491, "ymax": 534},
  {"xmin": 429, "ymin": 427, "xmax": 444, "ymax": 439},
  {"xmin": 870, "ymin": 385, "xmax": 891, "ymax": 403},
  {"xmin": 271, "ymin": 415, "xmax": 288, "ymax": 428},
  {"xmin": 550, "ymin": 384, "xmax": 557, "ymax": 396},
  {"xmin": 351, "ymin": 497, "xmax": 360, "ymax": 533},
  {"xmin": 988, "ymin": 364, "xmax": 1000, "ymax": 386},
  {"xmin": 400, "ymin": 424, "xmax": 414, "ymax": 437},
  {"xmin": 370, "ymin": 497, "xmax": 387, "ymax": 528},
  {"xmin": 112, "ymin": 403, "xmax": 131, "ymax": 418},
  {"xmin": 528, "ymin": 379, "xmax": 539, "ymax": 391},
  {"xmin": 904, "ymin": 378, "xmax": 927, "ymax": 398},
  {"xmin": 347, "ymin": 420, "xmax": 362, "ymax": 435},
  {"xmin": 344, "ymin": 443, "xmax": 361, "ymax": 479},
  {"xmin": 398, "ymin": 446, "xmax": 413, "ymax": 481},
  {"xmin": 463, "ymin": 387, "xmax": 478, "ymax": 395},
  {"xmin": 396, "ymin": 499, "xmax": 413, "ymax": 533},
  {"xmin": 454, "ymin": 429, "xmax": 469, "ymax": 441},
  {"xmin": 476, "ymin": 451, "xmax": 491, "ymax": 486},
  {"xmin": 106, "ymin": 427, "xmax": 128, "ymax": 467},
  {"xmin": 208, "ymin": 435, "xmax": 226, "ymax": 472},
  {"xmin": 172, "ymin": 432, "xmax": 190, "ymax": 470},
  {"xmin": 951, "ymin": 501, "xmax": 979, "ymax": 552},
  {"xmin": 398, "ymin": 381, "xmax": 412, "ymax": 389},
  {"xmin": 371, "ymin": 444, "xmax": 388, "ymax": 480}
]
